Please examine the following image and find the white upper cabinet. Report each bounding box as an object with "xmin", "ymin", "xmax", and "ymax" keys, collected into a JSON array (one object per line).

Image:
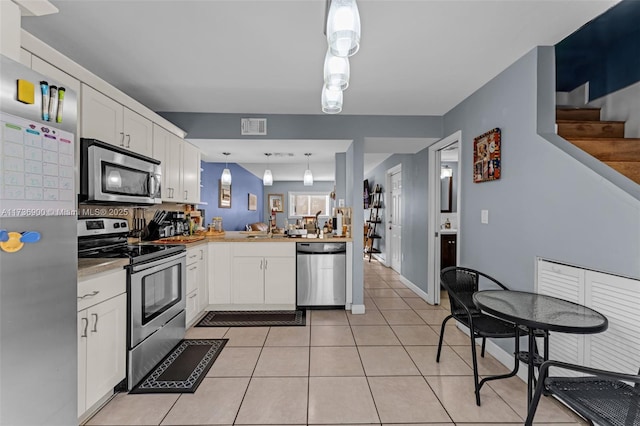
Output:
[
  {"xmin": 123, "ymin": 107, "xmax": 153, "ymax": 156},
  {"xmin": 182, "ymin": 141, "xmax": 201, "ymax": 204},
  {"xmin": 152, "ymin": 125, "xmax": 201, "ymax": 203},
  {"xmin": 81, "ymin": 84, "xmax": 152, "ymax": 157}
]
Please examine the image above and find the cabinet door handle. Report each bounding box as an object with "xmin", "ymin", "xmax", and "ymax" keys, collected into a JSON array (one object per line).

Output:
[
  {"xmin": 78, "ymin": 290, "xmax": 99, "ymax": 299},
  {"xmin": 259, "ymin": 259, "xmax": 263, "ymax": 270},
  {"xmin": 184, "ymin": 190, "xmax": 188, "ymax": 200},
  {"xmin": 189, "ymin": 293, "xmax": 198, "ymax": 299},
  {"xmin": 91, "ymin": 313, "xmax": 98, "ymax": 333},
  {"xmin": 170, "ymin": 188, "xmax": 174, "ymax": 198},
  {"xmin": 264, "ymin": 259, "xmax": 268, "ymax": 269},
  {"xmin": 125, "ymin": 134, "xmax": 131, "ymax": 148},
  {"xmin": 188, "ymin": 266, "xmax": 197, "ymax": 271},
  {"xmin": 81, "ymin": 317, "xmax": 88, "ymax": 338},
  {"xmin": 119, "ymin": 132, "xmax": 125, "ymax": 147}
]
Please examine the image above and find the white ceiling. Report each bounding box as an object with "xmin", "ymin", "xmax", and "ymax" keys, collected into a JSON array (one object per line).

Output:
[{"xmin": 21, "ymin": 0, "xmax": 616, "ymax": 178}]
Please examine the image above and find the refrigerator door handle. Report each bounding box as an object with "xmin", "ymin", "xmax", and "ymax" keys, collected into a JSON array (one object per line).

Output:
[{"xmin": 91, "ymin": 313, "xmax": 98, "ymax": 333}]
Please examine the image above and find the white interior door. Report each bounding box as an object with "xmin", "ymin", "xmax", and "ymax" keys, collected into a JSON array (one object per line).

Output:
[
  {"xmin": 427, "ymin": 131, "xmax": 461, "ymax": 305},
  {"xmin": 389, "ymin": 170, "xmax": 402, "ymax": 273}
]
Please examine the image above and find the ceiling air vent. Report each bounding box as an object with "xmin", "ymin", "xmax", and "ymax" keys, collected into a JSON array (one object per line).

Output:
[{"xmin": 241, "ymin": 118, "xmax": 267, "ymax": 135}]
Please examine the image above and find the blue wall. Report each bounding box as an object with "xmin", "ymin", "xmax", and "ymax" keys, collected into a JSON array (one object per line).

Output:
[
  {"xmin": 556, "ymin": 0, "xmax": 640, "ymax": 99},
  {"xmin": 200, "ymin": 161, "xmax": 264, "ymax": 231}
]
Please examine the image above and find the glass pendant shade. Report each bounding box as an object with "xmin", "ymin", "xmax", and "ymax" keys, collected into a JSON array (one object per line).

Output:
[
  {"xmin": 221, "ymin": 152, "xmax": 232, "ymax": 184},
  {"xmin": 326, "ymin": 0, "xmax": 361, "ymax": 57},
  {"xmin": 303, "ymin": 153, "xmax": 313, "ymax": 186},
  {"xmin": 263, "ymin": 169, "xmax": 273, "ymax": 186},
  {"xmin": 221, "ymin": 168, "xmax": 232, "ymax": 185},
  {"xmin": 324, "ymin": 49, "xmax": 349, "ymax": 90},
  {"xmin": 303, "ymin": 169, "xmax": 314, "ymax": 186},
  {"xmin": 321, "ymin": 85, "xmax": 343, "ymax": 114}
]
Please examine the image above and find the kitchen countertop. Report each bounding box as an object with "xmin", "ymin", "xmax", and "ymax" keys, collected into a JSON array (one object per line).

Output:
[
  {"xmin": 79, "ymin": 233, "xmax": 353, "ymax": 277},
  {"xmin": 145, "ymin": 231, "xmax": 353, "ymax": 244},
  {"xmin": 78, "ymin": 258, "xmax": 129, "ymax": 278}
]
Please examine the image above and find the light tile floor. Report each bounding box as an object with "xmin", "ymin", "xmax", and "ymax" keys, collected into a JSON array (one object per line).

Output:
[{"xmin": 86, "ymin": 259, "xmax": 587, "ymax": 426}]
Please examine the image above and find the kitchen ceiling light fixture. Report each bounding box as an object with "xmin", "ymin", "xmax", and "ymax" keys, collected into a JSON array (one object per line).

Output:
[
  {"xmin": 221, "ymin": 152, "xmax": 232, "ymax": 185},
  {"xmin": 441, "ymin": 165, "xmax": 453, "ymax": 179},
  {"xmin": 324, "ymin": 48, "xmax": 350, "ymax": 90},
  {"xmin": 321, "ymin": 85, "xmax": 343, "ymax": 114},
  {"xmin": 303, "ymin": 153, "xmax": 314, "ymax": 186},
  {"xmin": 326, "ymin": 0, "xmax": 361, "ymax": 57},
  {"xmin": 263, "ymin": 153, "xmax": 273, "ymax": 186},
  {"xmin": 321, "ymin": 0, "xmax": 359, "ymax": 114}
]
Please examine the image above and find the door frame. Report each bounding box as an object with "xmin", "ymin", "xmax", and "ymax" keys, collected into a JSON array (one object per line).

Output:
[
  {"xmin": 427, "ymin": 131, "xmax": 461, "ymax": 305},
  {"xmin": 385, "ymin": 163, "xmax": 402, "ymax": 271}
]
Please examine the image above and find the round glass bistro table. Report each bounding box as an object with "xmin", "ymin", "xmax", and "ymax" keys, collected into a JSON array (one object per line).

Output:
[{"xmin": 473, "ymin": 290, "xmax": 608, "ymax": 405}]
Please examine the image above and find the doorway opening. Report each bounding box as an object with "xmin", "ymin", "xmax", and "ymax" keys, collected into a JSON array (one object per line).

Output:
[
  {"xmin": 426, "ymin": 131, "xmax": 461, "ymax": 305},
  {"xmin": 385, "ymin": 164, "xmax": 402, "ymax": 273}
]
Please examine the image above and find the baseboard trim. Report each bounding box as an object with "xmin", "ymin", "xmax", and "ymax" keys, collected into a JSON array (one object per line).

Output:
[
  {"xmin": 372, "ymin": 253, "xmax": 388, "ymax": 266},
  {"xmin": 351, "ymin": 304, "xmax": 366, "ymax": 314},
  {"xmin": 398, "ymin": 275, "xmax": 431, "ymax": 302}
]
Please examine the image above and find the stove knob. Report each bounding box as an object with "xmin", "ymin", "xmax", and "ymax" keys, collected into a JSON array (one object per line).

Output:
[
  {"xmin": 121, "ymin": 222, "xmax": 127, "ymax": 228},
  {"xmin": 114, "ymin": 223, "xmax": 120, "ymax": 228}
]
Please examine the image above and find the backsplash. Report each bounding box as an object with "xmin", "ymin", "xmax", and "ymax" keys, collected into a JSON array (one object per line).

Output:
[{"xmin": 77, "ymin": 202, "xmax": 198, "ymax": 234}]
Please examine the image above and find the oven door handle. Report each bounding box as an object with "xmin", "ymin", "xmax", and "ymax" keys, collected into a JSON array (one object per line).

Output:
[{"xmin": 130, "ymin": 252, "xmax": 186, "ymax": 273}]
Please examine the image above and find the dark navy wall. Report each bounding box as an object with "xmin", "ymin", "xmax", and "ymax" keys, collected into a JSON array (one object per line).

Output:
[
  {"xmin": 200, "ymin": 161, "xmax": 263, "ymax": 231},
  {"xmin": 556, "ymin": 0, "xmax": 640, "ymax": 99}
]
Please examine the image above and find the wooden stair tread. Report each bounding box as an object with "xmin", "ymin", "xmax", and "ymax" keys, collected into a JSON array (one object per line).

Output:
[
  {"xmin": 557, "ymin": 120, "xmax": 625, "ymax": 138},
  {"xmin": 604, "ymin": 162, "xmax": 640, "ymax": 184},
  {"xmin": 557, "ymin": 119, "xmax": 625, "ymax": 125},
  {"xmin": 566, "ymin": 138, "xmax": 640, "ymax": 162}
]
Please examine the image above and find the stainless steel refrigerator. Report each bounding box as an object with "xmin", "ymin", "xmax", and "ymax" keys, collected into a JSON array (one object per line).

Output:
[{"xmin": 0, "ymin": 54, "xmax": 78, "ymax": 425}]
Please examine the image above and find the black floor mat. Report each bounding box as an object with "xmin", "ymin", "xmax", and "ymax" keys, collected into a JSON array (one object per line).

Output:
[
  {"xmin": 129, "ymin": 339, "xmax": 227, "ymax": 394},
  {"xmin": 195, "ymin": 310, "xmax": 306, "ymax": 327}
]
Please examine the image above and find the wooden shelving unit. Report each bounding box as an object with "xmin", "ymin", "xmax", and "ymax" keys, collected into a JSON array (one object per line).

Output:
[{"xmin": 365, "ymin": 186, "xmax": 382, "ymax": 262}]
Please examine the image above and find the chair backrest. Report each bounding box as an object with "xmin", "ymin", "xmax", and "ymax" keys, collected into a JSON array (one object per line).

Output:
[
  {"xmin": 440, "ymin": 266, "xmax": 508, "ymax": 317},
  {"xmin": 440, "ymin": 267, "xmax": 480, "ymax": 315}
]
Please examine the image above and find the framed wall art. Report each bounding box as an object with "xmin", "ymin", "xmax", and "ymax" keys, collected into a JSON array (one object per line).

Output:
[
  {"xmin": 473, "ymin": 128, "xmax": 501, "ymax": 183},
  {"xmin": 268, "ymin": 193, "xmax": 284, "ymax": 213},
  {"xmin": 218, "ymin": 180, "xmax": 232, "ymax": 208},
  {"xmin": 248, "ymin": 193, "xmax": 257, "ymax": 211}
]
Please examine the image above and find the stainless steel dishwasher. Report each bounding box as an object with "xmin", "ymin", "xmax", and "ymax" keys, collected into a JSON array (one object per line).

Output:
[{"xmin": 296, "ymin": 242, "xmax": 346, "ymax": 307}]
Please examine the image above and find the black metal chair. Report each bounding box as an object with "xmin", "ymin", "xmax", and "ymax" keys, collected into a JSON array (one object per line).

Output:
[
  {"xmin": 525, "ymin": 360, "xmax": 640, "ymax": 426},
  {"xmin": 437, "ymin": 266, "xmax": 523, "ymax": 406}
]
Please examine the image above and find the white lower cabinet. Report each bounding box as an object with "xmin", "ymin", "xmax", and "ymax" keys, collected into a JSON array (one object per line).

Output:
[
  {"xmin": 77, "ymin": 269, "xmax": 126, "ymax": 419},
  {"xmin": 226, "ymin": 243, "xmax": 296, "ymax": 308},
  {"xmin": 209, "ymin": 242, "xmax": 232, "ymax": 305},
  {"xmin": 186, "ymin": 245, "xmax": 208, "ymax": 326}
]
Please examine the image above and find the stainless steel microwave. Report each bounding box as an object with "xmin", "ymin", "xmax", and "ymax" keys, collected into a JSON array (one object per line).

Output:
[{"xmin": 80, "ymin": 138, "xmax": 161, "ymax": 205}]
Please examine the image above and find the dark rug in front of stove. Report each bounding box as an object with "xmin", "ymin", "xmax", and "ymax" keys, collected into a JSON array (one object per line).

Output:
[
  {"xmin": 129, "ymin": 339, "xmax": 227, "ymax": 394},
  {"xmin": 195, "ymin": 310, "xmax": 306, "ymax": 327}
]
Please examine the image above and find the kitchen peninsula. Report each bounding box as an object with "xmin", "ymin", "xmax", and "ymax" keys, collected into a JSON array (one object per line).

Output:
[{"xmin": 78, "ymin": 232, "xmax": 354, "ymax": 326}]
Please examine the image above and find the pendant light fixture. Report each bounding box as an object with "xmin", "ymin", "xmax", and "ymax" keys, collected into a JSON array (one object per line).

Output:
[
  {"xmin": 303, "ymin": 153, "xmax": 314, "ymax": 186},
  {"xmin": 326, "ymin": 0, "xmax": 361, "ymax": 57},
  {"xmin": 321, "ymin": 0, "xmax": 360, "ymax": 114},
  {"xmin": 263, "ymin": 153, "xmax": 273, "ymax": 186},
  {"xmin": 324, "ymin": 48, "xmax": 349, "ymax": 91},
  {"xmin": 221, "ymin": 152, "xmax": 232, "ymax": 185},
  {"xmin": 321, "ymin": 85, "xmax": 343, "ymax": 114}
]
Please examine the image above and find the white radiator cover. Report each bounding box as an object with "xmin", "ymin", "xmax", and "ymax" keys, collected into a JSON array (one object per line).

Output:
[{"xmin": 536, "ymin": 259, "xmax": 640, "ymax": 377}]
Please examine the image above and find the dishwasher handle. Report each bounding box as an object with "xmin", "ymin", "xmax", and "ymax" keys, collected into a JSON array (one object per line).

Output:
[{"xmin": 296, "ymin": 242, "xmax": 346, "ymax": 254}]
